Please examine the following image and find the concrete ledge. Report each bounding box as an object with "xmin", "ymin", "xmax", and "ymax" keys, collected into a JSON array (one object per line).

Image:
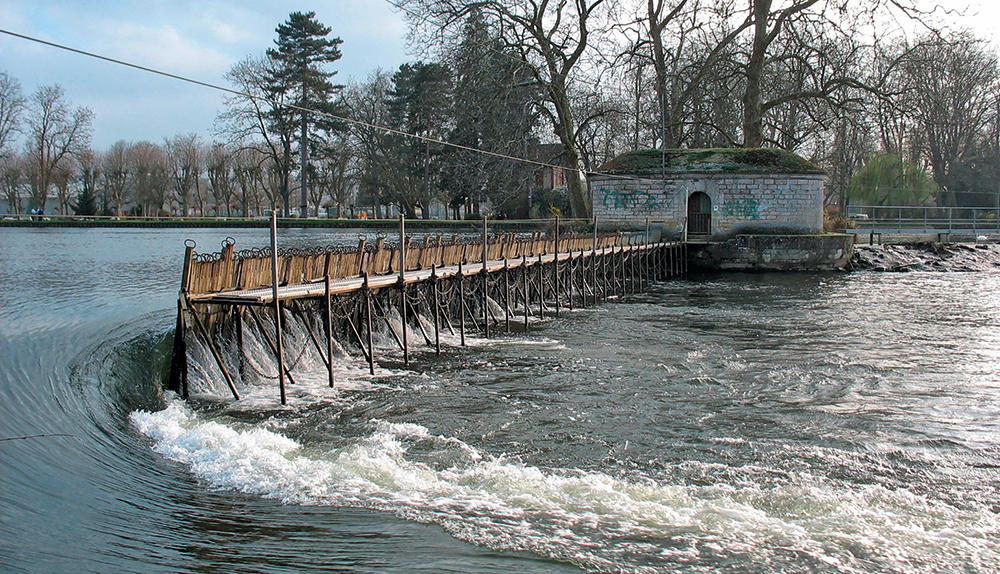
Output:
[{"xmin": 689, "ymin": 234, "xmax": 855, "ymax": 271}]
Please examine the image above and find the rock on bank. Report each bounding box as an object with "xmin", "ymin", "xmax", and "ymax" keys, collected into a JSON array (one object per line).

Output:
[{"xmin": 852, "ymin": 242, "xmax": 1000, "ymax": 272}]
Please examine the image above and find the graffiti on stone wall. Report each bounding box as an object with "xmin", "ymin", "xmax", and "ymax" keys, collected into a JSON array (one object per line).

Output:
[
  {"xmin": 600, "ymin": 187, "xmax": 668, "ymax": 211},
  {"xmin": 721, "ymin": 198, "xmax": 760, "ymax": 219}
]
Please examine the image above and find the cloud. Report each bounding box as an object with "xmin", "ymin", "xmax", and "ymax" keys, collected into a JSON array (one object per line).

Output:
[
  {"xmin": 91, "ymin": 23, "xmax": 231, "ymax": 77},
  {"xmin": 207, "ymin": 20, "xmax": 251, "ymax": 46},
  {"xmin": 0, "ymin": 0, "xmax": 409, "ymax": 149}
]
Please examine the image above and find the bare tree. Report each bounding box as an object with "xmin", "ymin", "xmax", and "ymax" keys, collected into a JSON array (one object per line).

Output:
[
  {"xmin": 128, "ymin": 141, "xmax": 171, "ymax": 216},
  {"xmin": 0, "ymin": 71, "xmax": 25, "ymax": 160},
  {"xmin": 572, "ymin": 88, "xmax": 628, "ymax": 173},
  {"xmin": 74, "ymin": 147, "xmax": 101, "ymax": 215},
  {"xmin": 165, "ymin": 133, "xmax": 204, "ymax": 216},
  {"xmin": 345, "ymin": 71, "xmax": 394, "ymax": 218},
  {"xmin": 311, "ymin": 131, "xmax": 353, "ymax": 217},
  {"xmin": 52, "ymin": 162, "xmax": 74, "ymax": 215},
  {"xmin": 206, "ymin": 143, "xmax": 238, "ymax": 216},
  {"xmin": 23, "ymin": 85, "xmax": 93, "ymax": 211},
  {"xmin": 217, "ymin": 55, "xmax": 296, "ymax": 215},
  {"xmin": 231, "ymin": 147, "xmax": 265, "ymax": 216},
  {"xmin": 401, "ymin": 0, "xmax": 609, "ymax": 218},
  {"xmin": 625, "ymin": 0, "xmax": 752, "ymax": 148},
  {"xmin": 904, "ymin": 34, "xmax": 1000, "ymax": 194},
  {"xmin": 101, "ymin": 141, "xmax": 130, "ymax": 216},
  {"xmin": 737, "ymin": 0, "xmax": 941, "ymax": 148},
  {"xmin": 1, "ymin": 153, "xmax": 25, "ymax": 214}
]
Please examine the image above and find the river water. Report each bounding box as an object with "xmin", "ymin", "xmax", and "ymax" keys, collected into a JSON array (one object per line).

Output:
[{"xmin": 2, "ymin": 227, "xmax": 999, "ymax": 574}]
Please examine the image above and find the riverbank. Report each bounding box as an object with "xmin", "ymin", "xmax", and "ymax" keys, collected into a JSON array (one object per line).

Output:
[
  {"xmin": 852, "ymin": 242, "xmax": 1000, "ymax": 272},
  {"xmin": 0, "ymin": 216, "xmax": 556, "ymax": 230}
]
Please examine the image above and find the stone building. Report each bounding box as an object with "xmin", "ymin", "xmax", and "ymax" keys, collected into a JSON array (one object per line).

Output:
[{"xmin": 589, "ymin": 148, "xmax": 827, "ymax": 239}]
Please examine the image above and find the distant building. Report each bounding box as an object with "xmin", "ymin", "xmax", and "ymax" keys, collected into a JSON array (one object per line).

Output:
[
  {"xmin": 589, "ymin": 148, "xmax": 827, "ymax": 239},
  {"xmin": 532, "ymin": 143, "xmax": 569, "ymax": 191}
]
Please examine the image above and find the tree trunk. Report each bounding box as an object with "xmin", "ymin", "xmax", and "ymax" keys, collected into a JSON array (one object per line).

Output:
[
  {"xmin": 299, "ymin": 115, "xmax": 308, "ymax": 217},
  {"xmin": 742, "ymin": 0, "xmax": 770, "ymax": 148},
  {"xmin": 551, "ymin": 95, "xmax": 590, "ymax": 218}
]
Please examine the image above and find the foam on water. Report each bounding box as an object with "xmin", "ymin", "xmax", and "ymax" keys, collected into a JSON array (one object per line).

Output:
[{"xmin": 130, "ymin": 397, "xmax": 1000, "ymax": 573}]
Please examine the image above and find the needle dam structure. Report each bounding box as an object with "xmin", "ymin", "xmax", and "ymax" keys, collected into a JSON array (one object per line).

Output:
[{"xmin": 168, "ymin": 217, "xmax": 689, "ymax": 404}]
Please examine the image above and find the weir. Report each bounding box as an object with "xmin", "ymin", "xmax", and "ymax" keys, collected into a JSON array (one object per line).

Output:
[{"xmin": 168, "ymin": 215, "xmax": 688, "ymax": 404}]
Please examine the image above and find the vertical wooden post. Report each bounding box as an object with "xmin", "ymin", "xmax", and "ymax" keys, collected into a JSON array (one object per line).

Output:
[
  {"xmin": 610, "ymin": 245, "xmax": 617, "ymax": 295},
  {"xmin": 670, "ymin": 242, "xmax": 675, "ymax": 277},
  {"xmin": 628, "ymin": 246, "xmax": 635, "ymax": 294},
  {"xmin": 592, "ymin": 216, "xmax": 598, "ymax": 253},
  {"xmin": 180, "ymin": 241, "xmax": 195, "ymax": 295},
  {"xmin": 621, "ymin": 246, "xmax": 627, "ymax": 295},
  {"xmin": 553, "ymin": 217, "xmax": 560, "ymax": 317},
  {"xmin": 674, "ymin": 242, "xmax": 679, "ymax": 277},
  {"xmin": 522, "ymin": 255, "xmax": 529, "ymax": 328},
  {"xmin": 537, "ymin": 251, "xmax": 544, "ymax": 318},
  {"xmin": 234, "ymin": 306, "xmax": 244, "ymax": 382},
  {"xmin": 567, "ymin": 251, "xmax": 574, "ymax": 310},
  {"xmin": 590, "ymin": 249, "xmax": 597, "ymax": 306},
  {"xmin": 482, "ymin": 217, "xmax": 490, "ymax": 338},
  {"xmin": 668, "ymin": 243, "xmax": 673, "ymax": 277},
  {"xmin": 270, "ymin": 210, "xmax": 286, "ymax": 406},
  {"xmin": 169, "ymin": 298, "xmax": 188, "ymax": 397},
  {"xmin": 668, "ymin": 243, "xmax": 672, "ymax": 276},
  {"xmin": 644, "ymin": 219, "xmax": 651, "ymax": 288},
  {"xmin": 356, "ymin": 237, "xmax": 367, "ymax": 275},
  {"xmin": 672, "ymin": 243, "xmax": 677, "ymax": 278},
  {"xmin": 325, "ymin": 275, "xmax": 335, "ymax": 389},
  {"xmin": 599, "ymin": 247, "xmax": 605, "ymax": 299},
  {"xmin": 458, "ymin": 262, "xmax": 467, "ymax": 346},
  {"xmin": 399, "ymin": 214, "xmax": 408, "ymax": 366},
  {"xmin": 431, "ymin": 266, "xmax": 441, "ymax": 355},
  {"xmin": 169, "ymin": 241, "xmax": 195, "ymax": 398},
  {"xmin": 363, "ymin": 272, "xmax": 375, "ymax": 375},
  {"xmin": 503, "ymin": 259, "xmax": 511, "ymax": 333},
  {"xmin": 649, "ymin": 245, "xmax": 655, "ymax": 282}
]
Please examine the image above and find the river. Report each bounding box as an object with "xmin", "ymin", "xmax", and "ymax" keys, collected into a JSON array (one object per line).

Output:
[{"xmin": 1, "ymin": 227, "xmax": 998, "ymax": 573}]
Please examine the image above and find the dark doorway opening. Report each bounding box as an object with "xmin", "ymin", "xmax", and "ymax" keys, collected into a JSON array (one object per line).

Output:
[{"xmin": 688, "ymin": 192, "xmax": 711, "ymax": 234}]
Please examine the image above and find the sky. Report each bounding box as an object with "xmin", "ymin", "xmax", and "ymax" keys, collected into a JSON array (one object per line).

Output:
[
  {"xmin": 1, "ymin": 1, "xmax": 1000, "ymax": 150},
  {"xmin": 0, "ymin": 0, "xmax": 410, "ymax": 149}
]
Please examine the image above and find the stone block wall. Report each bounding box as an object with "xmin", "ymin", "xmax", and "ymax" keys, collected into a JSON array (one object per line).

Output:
[
  {"xmin": 689, "ymin": 234, "xmax": 855, "ymax": 271},
  {"xmin": 590, "ymin": 172, "xmax": 826, "ymax": 237}
]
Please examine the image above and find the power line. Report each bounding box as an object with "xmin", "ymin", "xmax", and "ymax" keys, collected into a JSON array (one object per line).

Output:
[{"xmin": 0, "ymin": 27, "xmax": 650, "ymax": 184}]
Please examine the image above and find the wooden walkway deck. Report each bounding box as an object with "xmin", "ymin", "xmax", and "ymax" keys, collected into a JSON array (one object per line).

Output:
[{"xmin": 188, "ymin": 242, "xmax": 672, "ymax": 305}]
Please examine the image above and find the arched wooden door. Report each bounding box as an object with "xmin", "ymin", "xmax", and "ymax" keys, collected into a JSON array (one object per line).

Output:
[{"xmin": 688, "ymin": 192, "xmax": 712, "ymax": 234}]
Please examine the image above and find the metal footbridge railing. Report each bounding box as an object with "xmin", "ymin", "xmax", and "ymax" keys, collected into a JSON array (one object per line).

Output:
[{"xmin": 844, "ymin": 205, "xmax": 1000, "ymax": 239}]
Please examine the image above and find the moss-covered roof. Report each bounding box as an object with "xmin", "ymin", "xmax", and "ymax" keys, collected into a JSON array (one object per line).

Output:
[{"xmin": 594, "ymin": 148, "xmax": 826, "ymax": 175}]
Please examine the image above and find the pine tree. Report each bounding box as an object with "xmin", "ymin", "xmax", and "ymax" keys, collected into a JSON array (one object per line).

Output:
[
  {"xmin": 266, "ymin": 12, "xmax": 343, "ymax": 217},
  {"xmin": 73, "ymin": 179, "xmax": 98, "ymax": 215},
  {"xmin": 442, "ymin": 10, "xmax": 539, "ymax": 218},
  {"xmin": 385, "ymin": 62, "xmax": 452, "ymax": 219}
]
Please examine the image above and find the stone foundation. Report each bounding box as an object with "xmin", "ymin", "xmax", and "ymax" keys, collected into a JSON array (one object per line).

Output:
[{"xmin": 689, "ymin": 234, "xmax": 855, "ymax": 271}]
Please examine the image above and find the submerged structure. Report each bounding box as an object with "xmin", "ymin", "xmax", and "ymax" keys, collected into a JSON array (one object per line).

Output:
[{"xmin": 589, "ymin": 148, "xmax": 853, "ymax": 270}]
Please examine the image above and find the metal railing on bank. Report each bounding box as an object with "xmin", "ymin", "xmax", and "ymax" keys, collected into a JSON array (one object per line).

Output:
[{"xmin": 844, "ymin": 205, "xmax": 1000, "ymax": 236}]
